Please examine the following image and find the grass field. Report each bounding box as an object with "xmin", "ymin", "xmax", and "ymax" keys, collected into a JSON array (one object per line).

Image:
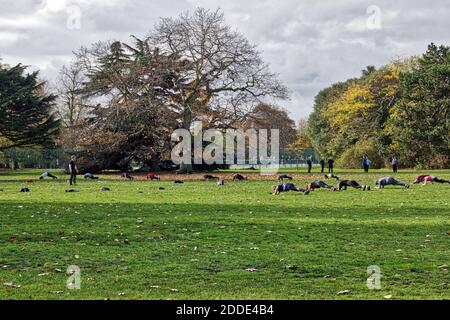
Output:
[{"xmin": 0, "ymin": 169, "xmax": 449, "ymax": 300}]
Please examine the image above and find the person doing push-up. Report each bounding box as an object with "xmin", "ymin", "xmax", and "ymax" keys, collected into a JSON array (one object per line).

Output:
[
  {"xmin": 307, "ymin": 180, "xmax": 337, "ymax": 191},
  {"xmin": 273, "ymin": 183, "xmax": 310, "ymax": 195},
  {"xmin": 376, "ymin": 177, "xmax": 410, "ymax": 189},
  {"xmin": 339, "ymin": 180, "xmax": 370, "ymax": 191}
]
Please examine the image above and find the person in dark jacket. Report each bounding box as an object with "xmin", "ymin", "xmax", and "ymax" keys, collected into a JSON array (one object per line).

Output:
[
  {"xmin": 307, "ymin": 180, "xmax": 337, "ymax": 191},
  {"xmin": 320, "ymin": 159, "xmax": 325, "ymax": 174},
  {"xmin": 392, "ymin": 157, "xmax": 399, "ymax": 173},
  {"xmin": 278, "ymin": 174, "xmax": 293, "ymax": 181},
  {"xmin": 339, "ymin": 180, "xmax": 370, "ymax": 191},
  {"xmin": 69, "ymin": 156, "xmax": 78, "ymax": 186},
  {"xmin": 327, "ymin": 158, "xmax": 334, "ymax": 174},
  {"xmin": 272, "ymin": 183, "xmax": 310, "ymax": 195},
  {"xmin": 307, "ymin": 159, "xmax": 313, "ymax": 174}
]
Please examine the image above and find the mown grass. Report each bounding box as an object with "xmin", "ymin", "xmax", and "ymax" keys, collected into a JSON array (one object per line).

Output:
[{"xmin": 0, "ymin": 169, "xmax": 449, "ymax": 300}]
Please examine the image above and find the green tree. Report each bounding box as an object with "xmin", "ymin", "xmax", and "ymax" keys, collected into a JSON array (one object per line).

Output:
[
  {"xmin": 0, "ymin": 63, "xmax": 60, "ymax": 151},
  {"xmin": 390, "ymin": 43, "xmax": 450, "ymax": 168}
]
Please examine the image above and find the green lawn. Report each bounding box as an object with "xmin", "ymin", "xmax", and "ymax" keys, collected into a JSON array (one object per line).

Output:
[{"xmin": 0, "ymin": 170, "xmax": 449, "ymax": 300}]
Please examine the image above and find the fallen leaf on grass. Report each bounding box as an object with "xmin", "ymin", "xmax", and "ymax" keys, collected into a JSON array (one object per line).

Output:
[
  {"xmin": 437, "ymin": 265, "xmax": 448, "ymax": 269},
  {"xmin": 384, "ymin": 295, "xmax": 393, "ymax": 300},
  {"xmin": 3, "ymin": 282, "xmax": 21, "ymax": 288},
  {"xmin": 337, "ymin": 290, "xmax": 350, "ymax": 296},
  {"xmin": 285, "ymin": 265, "xmax": 298, "ymax": 271},
  {"xmin": 245, "ymin": 268, "xmax": 258, "ymax": 272},
  {"xmin": 170, "ymin": 288, "xmax": 179, "ymax": 292}
]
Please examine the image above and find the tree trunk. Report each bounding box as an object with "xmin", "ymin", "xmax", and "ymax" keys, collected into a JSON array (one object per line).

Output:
[{"xmin": 178, "ymin": 108, "xmax": 194, "ymax": 174}]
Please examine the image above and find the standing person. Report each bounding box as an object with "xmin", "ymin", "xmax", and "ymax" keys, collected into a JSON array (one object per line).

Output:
[
  {"xmin": 69, "ymin": 156, "xmax": 78, "ymax": 186},
  {"xmin": 363, "ymin": 155, "xmax": 371, "ymax": 173},
  {"xmin": 320, "ymin": 159, "xmax": 325, "ymax": 174},
  {"xmin": 307, "ymin": 158, "xmax": 313, "ymax": 175},
  {"xmin": 327, "ymin": 158, "xmax": 334, "ymax": 174},
  {"xmin": 392, "ymin": 157, "xmax": 399, "ymax": 173}
]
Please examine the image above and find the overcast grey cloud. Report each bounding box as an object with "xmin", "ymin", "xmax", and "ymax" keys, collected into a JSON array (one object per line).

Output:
[{"xmin": 1, "ymin": 0, "xmax": 449, "ymax": 120}]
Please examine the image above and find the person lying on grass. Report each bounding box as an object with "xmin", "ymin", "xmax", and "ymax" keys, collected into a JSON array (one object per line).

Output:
[
  {"xmin": 204, "ymin": 174, "xmax": 219, "ymax": 181},
  {"xmin": 233, "ymin": 174, "xmax": 248, "ymax": 181},
  {"xmin": 84, "ymin": 173, "xmax": 99, "ymax": 180},
  {"xmin": 39, "ymin": 172, "xmax": 58, "ymax": 180},
  {"xmin": 272, "ymin": 183, "xmax": 310, "ymax": 195},
  {"xmin": 324, "ymin": 173, "xmax": 340, "ymax": 181},
  {"xmin": 376, "ymin": 177, "xmax": 410, "ymax": 189},
  {"xmin": 122, "ymin": 172, "xmax": 135, "ymax": 180},
  {"xmin": 414, "ymin": 175, "xmax": 450, "ymax": 185},
  {"xmin": 147, "ymin": 172, "xmax": 161, "ymax": 181},
  {"xmin": 278, "ymin": 174, "xmax": 293, "ymax": 181},
  {"xmin": 307, "ymin": 180, "xmax": 338, "ymax": 191},
  {"xmin": 339, "ymin": 180, "xmax": 370, "ymax": 191}
]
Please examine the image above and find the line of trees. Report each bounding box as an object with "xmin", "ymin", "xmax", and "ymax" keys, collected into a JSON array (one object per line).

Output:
[
  {"xmin": 0, "ymin": 9, "xmax": 448, "ymax": 171},
  {"xmin": 307, "ymin": 43, "xmax": 449, "ymax": 169}
]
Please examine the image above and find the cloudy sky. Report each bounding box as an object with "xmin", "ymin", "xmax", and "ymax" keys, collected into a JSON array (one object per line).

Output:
[{"xmin": 1, "ymin": 0, "xmax": 449, "ymax": 120}]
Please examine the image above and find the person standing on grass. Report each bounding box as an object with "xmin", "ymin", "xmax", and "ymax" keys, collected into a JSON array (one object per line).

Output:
[
  {"xmin": 327, "ymin": 158, "xmax": 334, "ymax": 174},
  {"xmin": 392, "ymin": 157, "xmax": 399, "ymax": 173},
  {"xmin": 69, "ymin": 156, "xmax": 78, "ymax": 186},
  {"xmin": 320, "ymin": 159, "xmax": 325, "ymax": 174},
  {"xmin": 363, "ymin": 155, "xmax": 371, "ymax": 173},
  {"xmin": 307, "ymin": 158, "xmax": 313, "ymax": 174}
]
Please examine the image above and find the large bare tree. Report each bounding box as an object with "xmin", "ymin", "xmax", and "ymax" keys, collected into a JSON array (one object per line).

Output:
[
  {"xmin": 54, "ymin": 60, "xmax": 89, "ymax": 130},
  {"xmin": 148, "ymin": 8, "xmax": 289, "ymax": 130}
]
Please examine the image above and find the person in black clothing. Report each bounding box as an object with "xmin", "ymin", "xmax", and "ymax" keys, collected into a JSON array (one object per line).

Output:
[
  {"xmin": 327, "ymin": 158, "xmax": 334, "ymax": 173},
  {"xmin": 392, "ymin": 157, "xmax": 399, "ymax": 173},
  {"xmin": 320, "ymin": 159, "xmax": 325, "ymax": 174},
  {"xmin": 272, "ymin": 183, "xmax": 310, "ymax": 195},
  {"xmin": 69, "ymin": 156, "xmax": 78, "ymax": 186},
  {"xmin": 307, "ymin": 159, "xmax": 313, "ymax": 174},
  {"xmin": 307, "ymin": 180, "xmax": 337, "ymax": 191},
  {"xmin": 278, "ymin": 174, "xmax": 293, "ymax": 181},
  {"xmin": 339, "ymin": 180, "xmax": 370, "ymax": 191},
  {"xmin": 233, "ymin": 174, "xmax": 248, "ymax": 181},
  {"xmin": 324, "ymin": 173, "xmax": 340, "ymax": 181}
]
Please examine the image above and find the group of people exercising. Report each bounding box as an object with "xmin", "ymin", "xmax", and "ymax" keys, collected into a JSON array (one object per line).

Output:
[
  {"xmin": 36, "ymin": 157, "xmax": 449, "ymax": 195},
  {"xmin": 271, "ymin": 174, "xmax": 449, "ymax": 195}
]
